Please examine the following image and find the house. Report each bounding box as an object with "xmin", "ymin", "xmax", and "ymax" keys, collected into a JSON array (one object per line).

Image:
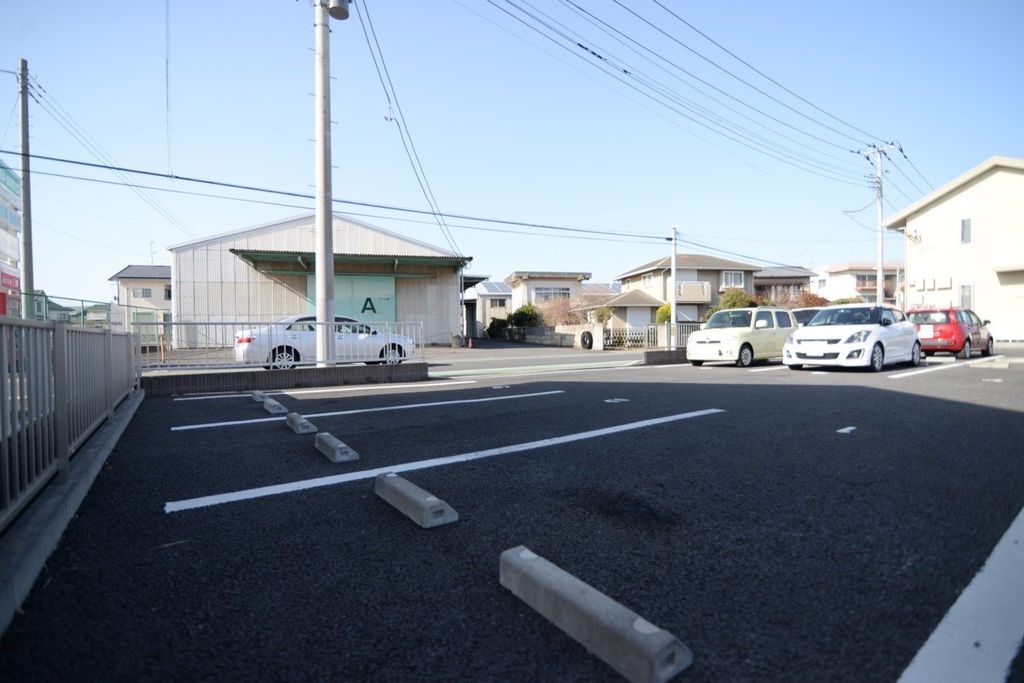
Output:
[
  {"xmin": 612, "ymin": 254, "xmax": 762, "ymax": 325},
  {"xmin": 884, "ymin": 156, "xmax": 1024, "ymax": 341},
  {"xmin": 503, "ymin": 271, "xmax": 591, "ymax": 310},
  {"xmin": 168, "ymin": 213, "xmax": 472, "ymax": 346},
  {"xmin": 109, "ymin": 265, "xmax": 172, "ymax": 341},
  {"xmin": 27, "ymin": 290, "xmax": 73, "ymax": 322},
  {"xmin": 753, "ymin": 266, "xmax": 815, "ymax": 304},
  {"xmin": 810, "ymin": 263, "xmax": 902, "ymax": 304},
  {"xmin": 463, "ymin": 280, "xmax": 511, "ymax": 338}
]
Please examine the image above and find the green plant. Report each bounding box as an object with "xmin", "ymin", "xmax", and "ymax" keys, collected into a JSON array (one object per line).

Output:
[
  {"xmin": 508, "ymin": 304, "xmax": 543, "ymax": 327},
  {"xmin": 831, "ymin": 296, "xmax": 864, "ymax": 305},
  {"xmin": 792, "ymin": 292, "xmax": 830, "ymax": 308},
  {"xmin": 703, "ymin": 288, "xmax": 757, "ymax": 321},
  {"xmin": 487, "ymin": 317, "xmax": 509, "ymax": 338},
  {"xmin": 593, "ymin": 306, "xmax": 612, "ymax": 324},
  {"xmin": 655, "ymin": 303, "xmax": 672, "ymax": 323}
]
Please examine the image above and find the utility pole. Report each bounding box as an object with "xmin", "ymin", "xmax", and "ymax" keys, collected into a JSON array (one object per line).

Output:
[
  {"xmin": 864, "ymin": 143, "xmax": 897, "ymax": 304},
  {"xmin": 669, "ymin": 226, "xmax": 678, "ymax": 350},
  {"xmin": 313, "ymin": 0, "xmax": 349, "ymax": 365},
  {"xmin": 19, "ymin": 59, "xmax": 33, "ymax": 318}
]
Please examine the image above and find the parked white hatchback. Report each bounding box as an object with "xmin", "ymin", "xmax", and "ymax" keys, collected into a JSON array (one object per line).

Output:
[
  {"xmin": 233, "ymin": 314, "xmax": 415, "ymax": 369},
  {"xmin": 687, "ymin": 307, "xmax": 797, "ymax": 367},
  {"xmin": 782, "ymin": 304, "xmax": 921, "ymax": 371}
]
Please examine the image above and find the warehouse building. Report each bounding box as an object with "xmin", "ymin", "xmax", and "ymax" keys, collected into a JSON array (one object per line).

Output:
[{"xmin": 168, "ymin": 213, "xmax": 471, "ymax": 345}]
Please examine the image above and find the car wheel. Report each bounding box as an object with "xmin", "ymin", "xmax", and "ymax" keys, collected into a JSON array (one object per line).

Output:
[
  {"xmin": 269, "ymin": 346, "xmax": 299, "ymax": 370},
  {"xmin": 957, "ymin": 339, "xmax": 971, "ymax": 360},
  {"xmin": 909, "ymin": 341, "xmax": 921, "ymax": 367},
  {"xmin": 736, "ymin": 344, "xmax": 754, "ymax": 368},
  {"xmin": 380, "ymin": 344, "xmax": 405, "ymax": 365},
  {"xmin": 689, "ymin": 360, "xmax": 703, "ymax": 367},
  {"xmin": 869, "ymin": 343, "xmax": 884, "ymax": 372},
  {"xmin": 788, "ymin": 364, "xmax": 803, "ymax": 370},
  {"xmin": 983, "ymin": 337, "xmax": 994, "ymax": 357}
]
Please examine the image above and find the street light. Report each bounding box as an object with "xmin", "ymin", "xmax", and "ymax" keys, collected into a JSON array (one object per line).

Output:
[{"xmin": 314, "ymin": 0, "xmax": 349, "ymax": 365}]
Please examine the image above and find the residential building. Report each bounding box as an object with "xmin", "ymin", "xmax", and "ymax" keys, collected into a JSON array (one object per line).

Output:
[
  {"xmin": 463, "ymin": 280, "xmax": 511, "ymax": 338},
  {"xmin": 504, "ymin": 271, "xmax": 591, "ymax": 311},
  {"xmin": 613, "ymin": 254, "xmax": 761, "ymax": 325},
  {"xmin": 109, "ymin": 265, "xmax": 172, "ymax": 341},
  {"xmin": 168, "ymin": 213, "xmax": 471, "ymax": 346},
  {"xmin": 810, "ymin": 263, "xmax": 901, "ymax": 304},
  {"xmin": 753, "ymin": 266, "xmax": 815, "ymax": 304},
  {"xmin": 884, "ymin": 156, "xmax": 1024, "ymax": 341}
]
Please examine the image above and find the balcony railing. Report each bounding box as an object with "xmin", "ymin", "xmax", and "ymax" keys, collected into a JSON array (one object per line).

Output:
[{"xmin": 675, "ymin": 281, "xmax": 711, "ymax": 303}]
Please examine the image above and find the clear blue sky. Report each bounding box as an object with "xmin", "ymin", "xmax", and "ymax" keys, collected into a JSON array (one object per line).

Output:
[{"xmin": 2, "ymin": 0, "xmax": 1022, "ymax": 304}]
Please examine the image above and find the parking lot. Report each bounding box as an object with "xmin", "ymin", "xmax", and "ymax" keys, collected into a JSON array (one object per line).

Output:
[{"xmin": 2, "ymin": 347, "xmax": 1023, "ymax": 681}]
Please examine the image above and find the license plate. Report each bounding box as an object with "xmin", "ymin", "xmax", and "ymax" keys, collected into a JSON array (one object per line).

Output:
[{"xmin": 804, "ymin": 350, "xmax": 824, "ymax": 357}]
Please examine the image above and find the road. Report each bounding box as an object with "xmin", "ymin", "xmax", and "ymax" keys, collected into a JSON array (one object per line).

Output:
[{"xmin": 1, "ymin": 344, "xmax": 1023, "ymax": 682}]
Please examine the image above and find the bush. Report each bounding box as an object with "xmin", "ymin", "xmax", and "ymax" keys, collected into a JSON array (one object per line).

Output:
[
  {"xmin": 655, "ymin": 304, "xmax": 672, "ymax": 324},
  {"xmin": 702, "ymin": 288, "xmax": 757, "ymax": 321},
  {"xmin": 537, "ymin": 297, "xmax": 583, "ymax": 325},
  {"xmin": 486, "ymin": 317, "xmax": 509, "ymax": 338},
  {"xmin": 831, "ymin": 296, "xmax": 864, "ymax": 305},
  {"xmin": 593, "ymin": 306, "xmax": 612, "ymax": 324},
  {"xmin": 792, "ymin": 292, "xmax": 830, "ymax": 308},
  {"xmin": 508, "ymin": 304, "xmax": 543, "ymax": 327}
]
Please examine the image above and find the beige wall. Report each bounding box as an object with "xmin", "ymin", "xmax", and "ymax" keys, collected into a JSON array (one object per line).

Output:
[
  {"xmin": 901, "ymin": 168, "xmax": 1024, "ymax": 340},
  {"xmin": 509, "ymin": 278, "xmax": 583, "ymax": 310}
]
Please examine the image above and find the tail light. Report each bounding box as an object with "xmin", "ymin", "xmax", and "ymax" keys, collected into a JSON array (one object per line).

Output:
[{"xmin": 236, "ymin": 335, "xmax": 254, "ymax": 344}]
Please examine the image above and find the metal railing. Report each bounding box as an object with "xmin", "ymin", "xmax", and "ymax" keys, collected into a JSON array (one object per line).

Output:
[
  {"xmin": 133, "ymin": 320, "xmax": 425, "ymax": 371},
  {"xmin": 1, "ymin": 318, "xmax": 138, "ymax": 535}
]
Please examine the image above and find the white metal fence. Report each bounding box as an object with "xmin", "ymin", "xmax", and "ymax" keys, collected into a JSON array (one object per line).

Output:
[
  {"xmin": 1, "ymin": 318, "xmax": 138, "ymax": 535},
  {"xmin": 133, "ymin": 320, "xmax": 424, "ymax": 370}
]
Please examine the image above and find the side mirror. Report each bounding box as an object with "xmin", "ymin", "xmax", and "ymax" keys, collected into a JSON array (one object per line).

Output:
[
  {"xmin": 879, "ymin": 318, "xmax": 892, "ymax": 327},
  {"xmin": 983, "ymin": 320, "xmax": 991, "ymax": 325},
  {"xmin": 755, "ymin": 319, "xmax": 768, "ymax": 329}
]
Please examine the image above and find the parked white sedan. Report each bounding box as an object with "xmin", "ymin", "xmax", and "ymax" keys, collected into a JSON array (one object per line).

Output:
[
  {"xmin": 233, "ymin": 315, "xmax": 415, "ymax": 369},
  {"xmin": 782, "ymin": 304, "xmax": 921, "ymax": 371}
]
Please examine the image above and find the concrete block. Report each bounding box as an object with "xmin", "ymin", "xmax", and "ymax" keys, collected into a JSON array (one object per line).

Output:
[
  {"xmin": 499, "ymin": 545, "xmax": 692, "ymax": 683},
  {"xmin": 285, "ymin": 412, "xmax": 317, "ymax": 434},
  {"xmin": 251, "ymin": 390, "xmax": 266, "ymax": 402},
  {"xmin": 263, "ymin": 398, "xmax": 287, "ymax": 414},
  {"xmin": 315, "ymin": 432, "xmax": 359, "ymax": 463},
  {"xmin": 374, "ymin": 473, "xmax": 458, "ymax": 529}
]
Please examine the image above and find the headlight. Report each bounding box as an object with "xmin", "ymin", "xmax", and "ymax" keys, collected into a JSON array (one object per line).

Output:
[{"xmin": 844, "ymin": 330, "xmax": 872, "ymax": 344}]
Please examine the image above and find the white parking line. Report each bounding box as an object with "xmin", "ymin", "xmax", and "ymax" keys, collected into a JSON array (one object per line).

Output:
[
  {"xmin": 173, "ymin": 380, "xmax": 477, "ymax": 401},
  {"xmin": 889, "ymin": 355, "xmax": 1004, "ymax": 379},
  {"xmin": 170, "ymin": 390, "xmax": 565, "ymax": 432},
  {"xmin": 164, "ymin": 408, "xmax": 725, "ymax": 513},
  {"xmin": 748, "ymin": 365, "xmax": 787, "ymax": 373},
  {"xmin": 836, "ymin": 426, "xmax": 857, "ymax": 434},
  {"xmin": 898, "ymin": 503, "xmax": 1024, "ymax": 683}
]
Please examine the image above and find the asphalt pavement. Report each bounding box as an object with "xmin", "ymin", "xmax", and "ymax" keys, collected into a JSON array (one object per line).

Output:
[{"xmin": 2, "ymin": 344, "xmax": 1023, "ymax": 682}]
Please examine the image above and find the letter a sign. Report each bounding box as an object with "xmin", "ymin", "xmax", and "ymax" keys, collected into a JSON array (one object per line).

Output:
[{"xmin": 361, "ymin": 297, "xmax": 377, "ymax": 314}]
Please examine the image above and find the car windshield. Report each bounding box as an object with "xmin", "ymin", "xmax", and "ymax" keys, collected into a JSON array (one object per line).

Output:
[
  {"xmin": 794, "ymin": 309, "xmax": 818, "ymax": 325},
  {"xmin": 705, "ymin": 310, "xmax": 752, "ymax": 329},
  {"xmin": 909, "ymin": 311, "xmax": 950, "ymax": 324},
  {"xmin": 807, "ymin": 307, "xmax": 879, "ymax": 326}
]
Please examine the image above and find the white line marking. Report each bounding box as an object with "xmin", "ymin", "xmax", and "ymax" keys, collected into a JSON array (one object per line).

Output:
[
  {"xmin": 173, "ymin": 380, "xmax": 476, "ymax": 401},
  {"xmin": 604, "ymin": 398, "xmax": 630, "ymax": 403},
  {"xmin": 898, "ymin": 504, "xmax": 1024, "ymax": 683},
  {"xmin": 982, "ymin": 379, "xmax": 1004, "ymax": 383},
  {"xmin": 749, "ymin": 365, "xmax": 787, "ymax": 373},
  {"xmin": 170, "ymin": 390, "xmax": 565, "ymax": 431},
  {"xmin": 889, "ymin": 355, "xmax": 1003, "ymax": 379},
  {"xmin": 164, "ymin": 408, "xmax": 725, "ymax": 513},
  {"xmin": 836, "ymin": 426, "xmax": 857, "ymax": 434}
]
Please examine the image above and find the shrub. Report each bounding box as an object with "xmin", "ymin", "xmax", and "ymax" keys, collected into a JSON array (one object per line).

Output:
[
  {"xmin": 792, "ymin": 292, "xmax": 830, "ymax": 308},
  {"xmin": 486, "ymin": 317, "xmax": 509, "ymax": 338},
  {"xmin": 593, "ymin": 306, "xmax": 613, "ymax": 324},
  {"xmin": 537, "ymin": 297, "xmax": 583, "ymax": 325},
  {"xmin": 508, "ymin": 304, "xmax": 543, "ymax": 327},
  {"xmin": 703, "ymin": 288, "xmax": 757, "ymax": 321},
  {"xmin": 655, "ymin": 304, "xmax": 672, "ymax": 324},
  {"xmin": 831, "ymin": 296, "xmax": 864, "ymax": 305}
]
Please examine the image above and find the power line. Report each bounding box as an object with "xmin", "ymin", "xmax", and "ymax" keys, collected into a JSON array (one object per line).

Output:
[{"xmin": 646, "ymin": 0, "xmax": 885, "ymax": 144}]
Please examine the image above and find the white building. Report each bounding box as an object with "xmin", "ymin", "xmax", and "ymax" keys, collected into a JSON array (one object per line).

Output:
[
  {"xmin": 884, "ymin": 156, "xmax": 1024, "ymax": 341},
  {"xmin": 463, "ymin": 280, "xmax": 511, "ymax": 338},
  {"xmin": 810, "ymin": 263, "xmax": 902, "ymax": 304},
  {"xmin": 169, "ymin": 213, "xmax": 471, "ymax": 345},
  {"xmin": 504, "ymin": 271, "xmax": 591, "ymax": 311}
]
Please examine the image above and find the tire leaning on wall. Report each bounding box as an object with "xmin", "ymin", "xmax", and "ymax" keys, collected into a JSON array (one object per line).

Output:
[{"xmin": 580, "ymin": 331, "xmax": 594, "ymax": 350}]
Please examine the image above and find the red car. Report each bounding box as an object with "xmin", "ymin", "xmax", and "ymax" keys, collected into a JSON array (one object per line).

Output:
[{"xmin": 907, "ymin": 307, "xmax": 994, "ymax": 359}]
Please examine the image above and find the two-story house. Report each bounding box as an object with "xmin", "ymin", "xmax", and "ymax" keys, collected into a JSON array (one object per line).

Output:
[
  {"xmin": 810, "ymin": 263, "xmax": 901, "ymax": 305},
  {"xmin": 884, "ymin": 156, "xmax": 1024, "ymax": 341},
  {"xmin": 613, "ymin": 254, "xmax": 761, "ymax": 325},
  {"xmin": 109, "ymin": 265, "xmax": 172, "ymax": 341},
  {"xmin": 504, "ymin": 271, "xmax": 591, "ymax": 310}
]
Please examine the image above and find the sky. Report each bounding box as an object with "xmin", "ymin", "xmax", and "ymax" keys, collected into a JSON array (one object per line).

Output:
[{"xmin": 1, "ymin": 0, "xmax": 1022, "ymax": 304}]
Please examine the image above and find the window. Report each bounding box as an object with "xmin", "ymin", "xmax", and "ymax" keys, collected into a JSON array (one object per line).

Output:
[
  {"xmin": 641, "ymin": 273, "xmax": 654, "ymax": 287},
  {"xmin": 131, "ymin": 287, "xmax": 152, "ymax": 298},
  {"xmin": 492, "ymin": 298, "xmax": 506, "ymax": 308},
  {"xmin": 721, "ymin": 271, "xmax": 743, "ymax": 289},
  {"xmin": 856, "ymin": 274, "xmax": 877, "ymax": 289},
  {"xmin": 774, "ymin": 311, "xmax": 792, "ymax": 328},
  {"xmin": 534, "ymin": 287, "xmax": 571, "ymax": 302},
  {"xmin": 961, "ymin": 218, "xmax": 972, "ymax": 244},
  {"xmin": 164, "ymin": 286, "xmax": 172, "ymax": 301},
  {"xmin": 881, "ymin": 308, "xmax": 896, "ymax": 325},
  {"xmin": 960, "ymin": 284, "xmax": 972, "ymax": 309},
  {"xmin": 754, "ymin": 310, "xmax": 774, "ymax": 328}
]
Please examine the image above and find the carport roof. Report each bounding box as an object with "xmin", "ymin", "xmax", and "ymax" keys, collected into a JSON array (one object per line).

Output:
[{"xmin": 229, "ymin": 249, "xmax": 472, "ymax": 270}]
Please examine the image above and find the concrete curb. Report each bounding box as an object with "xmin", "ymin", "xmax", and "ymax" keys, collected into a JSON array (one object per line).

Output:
[
  {"xmin": 286, "ymin": 412, "xmax": 317, "ymax": 434},
  {"xmin": 499, "ymin": 545, "xmax": 692, "ymax": 683},
  {"xmin": 263, "ymin": 398, "xmax": 287, "ymax": 414},
  {"xmin": 0, "ymin": 389, "xmax": 144, "ymax": 638},
  {"xmin": 374, "ymin": 474, "xmax": 458, "ymax": 529},
  {"xmin": 315, "ymin": 433, "xmax": 359, "ymax": 463}
]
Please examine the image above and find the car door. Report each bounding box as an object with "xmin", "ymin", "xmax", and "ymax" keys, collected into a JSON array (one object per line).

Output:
[
  {"xmin": 878, "ymin": 308, "xmax": 903, "ymax": 358},
  {"xmin": 968, "ymin": 310, "xmax": 990, "ymax": 349},
  {"xmin": 335, "ymin": 320, "xmax": 377, "ymax": 361},
  {"xmin": 752, "ymin": 310, "xmax": 775, "ymax": 358},
  {"xmin": 773, "ymin": 310, "xmax": 794, "ymax": 356},
  {"xmin": 286, "ymin": 317, "xmax": 317, "ymax": 359},
  {"xmin": 960, "ymin": 310, "xmax": 981, "ymax": 349}
]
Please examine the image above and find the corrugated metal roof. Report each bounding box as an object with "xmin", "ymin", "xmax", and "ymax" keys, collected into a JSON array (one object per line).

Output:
[{"xmin": 108, "ymin": 265, "xmax": 171, "ymax": 281}]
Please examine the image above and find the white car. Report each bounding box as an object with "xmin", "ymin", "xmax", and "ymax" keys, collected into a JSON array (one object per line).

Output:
[
  {"xmin": 233, "ymin": 315, "xmax": 415, "ymax": 369},
  {"xmin": 686, "ymin": 307, "xmax": 797, "ymax": 367},
  {"xmin": 782, "ymin": 304, "xmax": 921, "ymax": 371}
]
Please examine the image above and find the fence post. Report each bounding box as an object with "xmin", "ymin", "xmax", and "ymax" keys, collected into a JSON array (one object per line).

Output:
[
  {"xmin": 104, "ymin": 328, "xmax": 114, "ymax": 423},
  {"xmin": 53, "ymin": 323, "xmax": 70, "ymax": 483}
]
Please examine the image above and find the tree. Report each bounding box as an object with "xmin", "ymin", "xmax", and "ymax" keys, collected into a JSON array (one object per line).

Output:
[
  {"xmin": 593, "ymin": 306, "xmax": 612, "ymax": 324},
  {"xmin": 792, "ymin": 291, "xmax": 830, "ymax": 308},
  {"xmin": 536, "ymin": 297, "xmax": 583, "ymax": 325},
  {"xmin": 655, "ymin": 303, "xmax": 672, "ymax": 323},
  {"xmin": 508, "ymin": 303, "xmax": 543, "ymax": 327},
  {"xmin": 702, "ymin": 288, "xmax": 757, "ymax": 321}
]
